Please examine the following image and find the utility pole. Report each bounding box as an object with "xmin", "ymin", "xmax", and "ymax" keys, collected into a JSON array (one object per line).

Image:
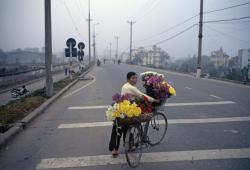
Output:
[
  {"xmin": 115, "ymin": 36, "xmax": 119, "ymax": 61},
  {"xmin": 196, "ymin": 0, "xmax": 204, "ymax": 78},
  {"xmin": 109, "ymin": 43, "xmax": 112, "ymax": 59},
  {"xmin": 87, "ymin": 0, "xmax": 92, "ymax": 65},
  {"xmin": 44, "ymin": 0, "xmax": 53, "ymax": 97},
  {"xmin": 127, "ymin": 20, "xmax": 136, "ymax": 62},
  {"xmin": 93, "ymin": 30, "xmax": 96, "ymax": 63},
  {"xmin": 93, "ymin": 23, "xmax": 99, "ymax": 63},
  {"xmin": 106, "ymin": 46, "xmax": 108, "ymax": 59}
]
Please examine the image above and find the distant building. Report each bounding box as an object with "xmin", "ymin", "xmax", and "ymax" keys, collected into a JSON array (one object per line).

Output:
[
  {"xmin": 5, "ymin": 50, "xmax": 45, "ymax": 64},
  {"xmin": 133, "ymin": 45, "xmax": 169, "ymax": 68},
  {"xmin": 238, "ymin": 49, "xmax": 250, "ymax": 69},
  {"xmin": 24, "ymin": 47, "xmax": 40, "ymax": 53},
  {"xmin": 121, "ymin": 52, "xmax": 130, "ymax": 62},
  {"xmin": 210, "ymin": 48, "xmax": 229, "ymax": 67},
  {"xmin": 41, "ymin": 47, "xmax": 45, "ymax": 53},
  {"xmin": 228, "ymin": 56, "xmax": 240, "ymax": 69}
]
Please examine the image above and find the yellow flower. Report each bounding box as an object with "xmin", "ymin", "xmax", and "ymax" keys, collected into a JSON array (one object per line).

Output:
[
  {"xmin": 113, "ymin": 111, "xmax": 121, "ymax": 118},
  {"xmin": 162, "ymin": 81, "xmax": 167, "ymax": 85},
  {"xmin": 106, "ymin": 100, "xmax": 142, "ymax": 120},
  {"xmin": 169, "ymin": 85, "xmax": 176, "ymax": 96}
]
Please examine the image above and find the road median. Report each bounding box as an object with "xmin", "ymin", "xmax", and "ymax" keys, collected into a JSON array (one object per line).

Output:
[{"xmin": 0, "ymin": 64, "xmax": 94, "ymax": 148}]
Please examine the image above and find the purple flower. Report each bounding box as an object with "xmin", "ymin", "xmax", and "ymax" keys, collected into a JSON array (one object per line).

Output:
[{"xmin": 112, "ymin": 93, "xmax": 131, "ymax": 103}]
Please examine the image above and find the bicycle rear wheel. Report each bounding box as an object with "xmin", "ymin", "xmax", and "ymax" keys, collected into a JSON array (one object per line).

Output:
[
  {"xmin": 147, "ymin": 112, "xmax": 168, "ymax": 146},
  {"xmin": 124, "ymin": 125, "xmax": 142, "ymax": 168}
]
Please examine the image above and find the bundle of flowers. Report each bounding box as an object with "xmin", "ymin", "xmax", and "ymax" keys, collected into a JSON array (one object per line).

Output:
[
  {"xmin": 106, "ymin": 100, "xmax": 141, "ymax": 120},
  {"xmin": 106, "ymin": 94, "xmax": 153, "ymax": 124},
  {"xmin": 140, "ymin": 71, "xmax": 164, "ymax": 81},
  {"xmin": 140, "ymin": 71, "xmax": 176, "ymax": 106}
]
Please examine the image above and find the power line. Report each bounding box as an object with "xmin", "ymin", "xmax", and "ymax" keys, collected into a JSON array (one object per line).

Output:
[
  {"xmin": 207, "ymin": 24, "xmax": 250, "ymax": 34},
  {"xmin": 135, "ymin": 0, "xmax": 163, "ymax": 22},
  {"xmin": 205, "ymin": 24, "xmax": 250, "ymax": 44},
  {"xmin": 78, "ymin": 0, "xmax": 88, "ymax": 19},
  {"xmin": 204, "ymin": 20, "xmax": 250, "ymax": 25},
  {"xmin": 204, "ymin": 2, "xmax": 250, "ymax": 14},
  {"xmin": 74, "ymin": 0, "xmax": 87, "ymax": 20},
  {"xmin": 134, "ymin": 2, "xmax": 250, "ymax": 43},
  {"xmin": 63, "ymin": 1, "xmax": 86, "ymax": 40},
  {"xmin": 203, "ymin": 27, "xmax": 221, "ymax": 48},
  {"xmin": 134, "ymin": 14, "xmax": 199, "ymax": 43},
  {"xmin": 204, "ymin": 16, "xmax": 250, "ymax": 23},
  {"xmin": 133, "ymin": 0, "xmax": 154, "ymax": 19},
  {"xmin": 143, "ymin": 24, "xmax": 198, "ymax": 48}
]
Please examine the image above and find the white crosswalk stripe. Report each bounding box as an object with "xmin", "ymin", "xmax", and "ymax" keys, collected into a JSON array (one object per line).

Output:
[
  {"xmin": 67, "ymin": 101, "xmax": 236, "ymax": 110},
  {"xmin": 58, "ymin": 116, "xmax": 250, "ymax": 129},
  {"xmin": 36, "ymin": 148, "xmax": 250, "ymax": 169}
]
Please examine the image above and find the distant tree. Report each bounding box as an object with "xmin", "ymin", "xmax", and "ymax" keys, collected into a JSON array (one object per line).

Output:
[{"xmin": 0, "ymin": 49, "xmax": 7, "ymax": 64}]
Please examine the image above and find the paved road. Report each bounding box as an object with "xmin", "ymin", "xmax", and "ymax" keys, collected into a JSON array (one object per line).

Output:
[
  {"xmin": 0, "ymin": 66, "xmax": 79, "ymax": 106},
  {"xmin": 0, "ymin": 63, "xmax": 250, "ymax": 170}
]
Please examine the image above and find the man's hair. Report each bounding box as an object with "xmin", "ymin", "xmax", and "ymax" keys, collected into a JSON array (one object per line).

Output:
[{"xmin": 127, "ymin": 72, "xmax": 137, "ymax": 80}]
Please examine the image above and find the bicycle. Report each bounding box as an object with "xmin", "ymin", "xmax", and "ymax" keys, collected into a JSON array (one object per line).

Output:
[{"xmin": 124, "ymin": 110, "xmax": 168, "ymax": 168}]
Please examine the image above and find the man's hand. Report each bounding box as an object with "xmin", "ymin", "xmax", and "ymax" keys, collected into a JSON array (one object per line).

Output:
[{"xmin": 154, "ymin": 99, "xmax": 160, "ymax": 103}]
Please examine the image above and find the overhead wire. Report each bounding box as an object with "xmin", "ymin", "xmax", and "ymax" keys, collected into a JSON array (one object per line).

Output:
[
  {"xmin": 205, "ymin": 24, "xmax": 250, "ymax": 44},
  {"xmin": 134, "ymin": 1, "xmax": 250, "ymax": 43},
  {"xmin": 204, "ymin": 2, "xmax": 250, "ymax": 14},
  {"xmin": 135, "ymin": 0, "xmax": 163, "ymax": 22},
  {"xmin": 143, "ymin": 24, "xmax": 198, "ymax": 47},
  {"xmin": 204, "ymin": 16, "xmax": 250, "ymax": 24},
  {"xmin": 63, "ymin": 0, "xmax": 87, "ymax": 41}
]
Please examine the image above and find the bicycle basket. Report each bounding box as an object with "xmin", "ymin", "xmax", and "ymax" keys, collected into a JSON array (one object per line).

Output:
[{"xmin": 119, "ymin": 113, "xmax": 154, "ymax": 125}]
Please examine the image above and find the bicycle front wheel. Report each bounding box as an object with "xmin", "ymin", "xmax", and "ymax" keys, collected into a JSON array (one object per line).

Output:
[
  {"xmin": 147, "ymin": 112, "xmax": 168, "ymax": 146},
  {"xmin": 124, "ymin": 125, "xmax": 142, "ymax": 168}
]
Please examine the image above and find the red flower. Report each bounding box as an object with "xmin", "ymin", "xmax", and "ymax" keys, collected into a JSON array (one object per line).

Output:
[{"xmin": 142, "ymin": 95, "xmax": 148, "ymax": 101}]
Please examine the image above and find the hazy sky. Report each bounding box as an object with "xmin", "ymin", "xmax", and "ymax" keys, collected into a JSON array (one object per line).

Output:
[{"xmin": 0, "ymin": 0, "xmax": 250, "ymax": 59}]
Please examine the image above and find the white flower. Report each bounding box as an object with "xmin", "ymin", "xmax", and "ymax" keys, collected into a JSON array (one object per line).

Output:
[
  {"xmin": 106, "ymin": 110, "xmax": 114, "ymax": 121},
  {"xmin": 141, "ymin": 71, "xmax": 165, "ymax": 78},
  {"xmin": 106, "ymin": 105, "xmax": 117, "ymax": 121},
  {"xmin": 113, "ymin": 103, "xmax": 119, "ymax": 109},
  {"xmin": 120, "ymin": 113, "xmax": 125, "ymax": 119}
]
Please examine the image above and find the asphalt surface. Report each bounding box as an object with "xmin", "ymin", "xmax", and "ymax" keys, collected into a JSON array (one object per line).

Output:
[{"xmin": 0, "ymin": 63, "xmax": 250, "ymax": 170}]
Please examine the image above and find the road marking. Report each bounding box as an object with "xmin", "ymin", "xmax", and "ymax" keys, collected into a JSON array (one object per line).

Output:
[
  {"xmin": 164, "ymin": 101, "xmax": 235, "ymax": 107},
  {"xmin": 36, "ymin": 148, "xmax": 250, "ymax": 169},
  {"xmin": 68, "ymin": 101, "xmax": 235, "ymax": 110},
  {"xmin": 63, "ymin": 75, "xmax": 96, "ymax": 99},
  {"xmin": 68, "ymin": 105, "xmax": 108, "ymax": 110},
  {"xmin": 210, "ymin": 94, "xmax": 222, "ymax": 99},
  {"xmin": 58, "ymin": 116, "xmax": 250, "ymax": 129},
  {"xmin": 184, "ymin": 86, "xmax": 192, "ymax": 90}
]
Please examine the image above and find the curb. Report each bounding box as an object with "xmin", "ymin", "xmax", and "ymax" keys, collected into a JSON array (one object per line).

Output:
[
  {"xmin": 0, "ymin": 65, "xmax": 93, "ymax": 148},
  {"xmin": 207, "ymin": 77, "xmax": 250, "ymax": 86}
]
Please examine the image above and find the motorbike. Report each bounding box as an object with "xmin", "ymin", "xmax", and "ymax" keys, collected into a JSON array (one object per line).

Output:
[
  {"xmin": 97, "ymin": 60, "xmax": 101, "ymax": 66},
  {"xmin": 11, "ymin": 87, "xmax": 30, "ymax": 98}
]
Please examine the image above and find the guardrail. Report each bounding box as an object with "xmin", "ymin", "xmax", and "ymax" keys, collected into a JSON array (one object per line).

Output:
[{"xmin": 0, "ymin": 63, "xmax": 80, "ymax": 90}]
